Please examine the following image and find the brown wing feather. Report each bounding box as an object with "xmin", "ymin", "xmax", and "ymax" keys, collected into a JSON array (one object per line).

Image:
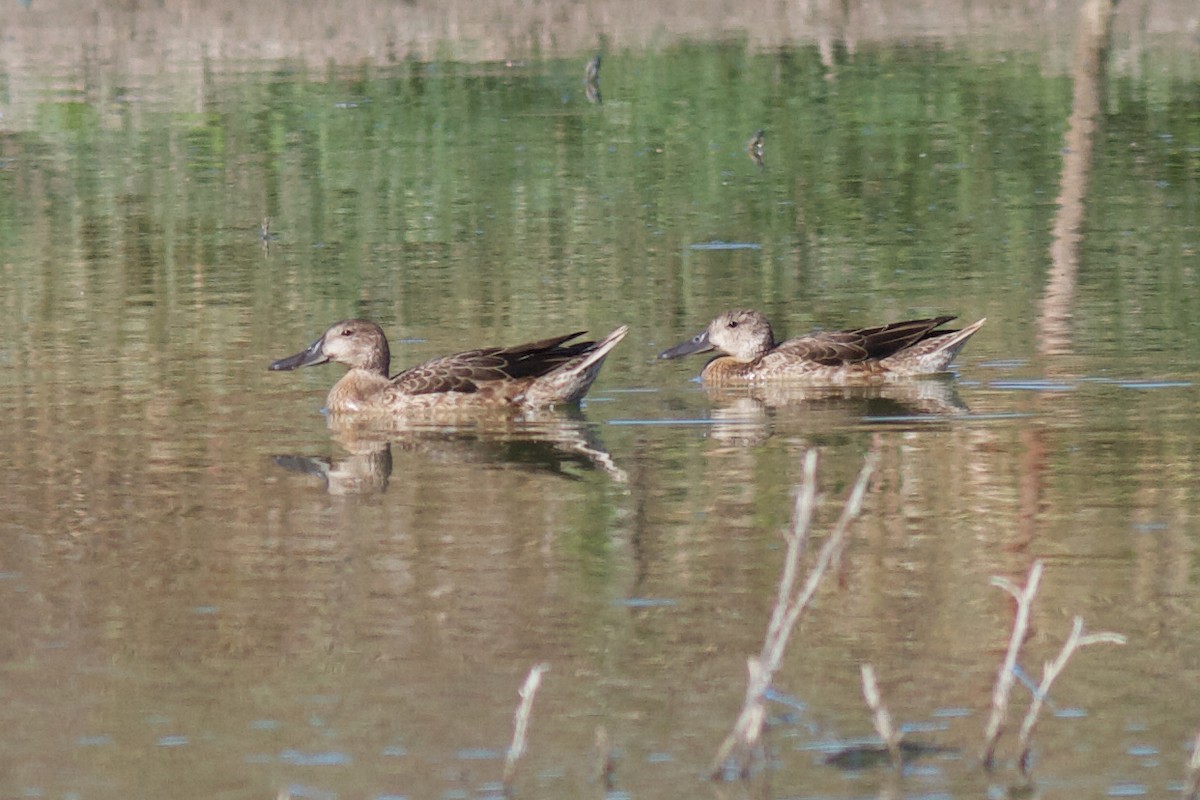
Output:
[
  {"xmin": 486, "ymin": 332, "xmax": 596, "ymax": 380},
  {"xmin": 390, "ymin": 331, "xmax": 595, "ymax": 396},
  {"xmin": 390, "ymin": 359, "xmax": 486, "ymax": 395},
  {"xmin": 499, "ymin": 331, "xmax": 588, "ymax": 358},
  {"xmin": 779, "ymin": 317, "xmax": 956, "ymax": 367}
]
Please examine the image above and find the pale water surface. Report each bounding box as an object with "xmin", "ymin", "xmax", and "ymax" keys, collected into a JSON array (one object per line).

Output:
[{"xmin": 1, "ymin": 4, "xmax": 1199, "ymax": 799}]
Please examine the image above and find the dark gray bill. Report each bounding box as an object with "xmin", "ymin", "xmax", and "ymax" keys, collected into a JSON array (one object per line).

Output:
[
  {"xmin": 268, "ymin": 336, "xmax": 328, "ymax": 371},
  {"xmin": 659, "ymin": 330, "xmax": 714, "ymax": 360}
]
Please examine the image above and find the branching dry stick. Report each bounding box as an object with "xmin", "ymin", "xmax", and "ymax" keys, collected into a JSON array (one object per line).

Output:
[
  {"xmin": 981, "ymin": 560, "xmax": 1044, "ymax": 770},
  {"xmin": 1016, "ymin": 616, "xmax": 1126, "ymax": 774},
  {"xmin": 709, "ymin": 449, "xmax": 819, "ymax": 780},
  {"xmin": 763, "ymin": 450, "xmax": 878, "ymax": 673},
  {"xmin": 861, "ymin": 663, "xmax": 902, "ymax": 767},
  {"xmin": 710, "ymin": 656, "xmax": 770, "ymax": 780},
  {"xmin": 710, "ymin": 449, "xmax": 878, "ymax": 779},
  {"xmin": 502, "ymin": 662, "xmax": 550, "ymax": 792},
  {"xmin": 1185, "ymin": 730, "xmax": 1200, "ymax": 800},
  {"xmin": 762, "ymin": 450, "xmax": 820, "ymax": 653}
]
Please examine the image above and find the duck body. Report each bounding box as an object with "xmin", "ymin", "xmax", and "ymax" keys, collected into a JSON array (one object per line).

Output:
[
  {"xmin": 270, "ymin": 320, "xmax": 627, "ymax": 417},
  {"xmin": 660, "ymin": 310, "xmax": 984, "ymax": 386}
]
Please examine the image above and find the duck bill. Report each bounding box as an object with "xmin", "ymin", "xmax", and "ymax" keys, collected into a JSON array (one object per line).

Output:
[
  {"xmin": 659, "ymin": 330, "xmax": 714, "ymax": 360},
  {"xmin": 269, "ymin": 336, "xmax": 329, "ymax": 371}
]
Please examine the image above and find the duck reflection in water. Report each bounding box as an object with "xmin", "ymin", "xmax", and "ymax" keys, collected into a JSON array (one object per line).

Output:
[
  {"xmin": 701, "ymin": 380, "xmax": 972, "ymax": 446},
  {"xmin": 273, "ymin": 410, "xmax": 627, "ymax": 495},
  {"xmin": 274, "ymin": 438, "xmax": 394, "ymax": 496}
]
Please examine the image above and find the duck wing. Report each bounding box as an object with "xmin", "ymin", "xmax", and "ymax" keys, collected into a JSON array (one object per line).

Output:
[
  {"xmin": 390, "ymin": 332, "xmax": 592, "ymax": 395},
  {"xmin": 776, "ymin": 317, "xmax": 956, "ymax": 367}
]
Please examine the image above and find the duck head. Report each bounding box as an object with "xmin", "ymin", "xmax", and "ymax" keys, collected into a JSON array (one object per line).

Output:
[
  {"xmin": 269, "ymin": 319, "xmax": 391, "ymax": 376},
  {"xmin": 659, "ymin": 309, "xmax": 776, "ymax": 363}
]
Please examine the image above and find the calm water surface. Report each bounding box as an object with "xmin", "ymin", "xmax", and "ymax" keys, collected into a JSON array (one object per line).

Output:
[{"xmin": 1, "ymin": 23, "xmax": 1199, "ymax": 800}]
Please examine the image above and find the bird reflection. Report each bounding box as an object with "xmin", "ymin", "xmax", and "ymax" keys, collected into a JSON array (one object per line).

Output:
[
  {"xmin": 746, "ymin": 128, "xmax": 765, "ymax": 169},
  {"xmin": 274, "ymin": 443, "xmax": 393, "ymax": 495},
  {"xmin": 273, "ymin": 409, "xmax": 626, "ymax": 494},
  {"xmin": 259, "ymin": 216, "xmax": 278, "ymax": 253},
  {"xmin": 584, "ymin": 54, "xmax": 602, "ymax": 104},
  {"xmin": 698, "ymin": 379, "xmax": 971, "ymax": 446}
]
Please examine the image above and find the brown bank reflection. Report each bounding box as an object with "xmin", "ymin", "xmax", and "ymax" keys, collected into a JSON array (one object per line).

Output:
[
  {"xmin": 1026, "ymin": 0, "xmax": 1116, "ymax": 566},
  {"xmin": 273, "ymin": 410, "xmax": 627, "ymax": 494}
]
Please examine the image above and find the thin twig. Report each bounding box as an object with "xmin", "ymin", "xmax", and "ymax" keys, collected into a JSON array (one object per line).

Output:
[
  {"xmin": 1016, "ymin": 616, "xmax": 1126, "ymax": 773},
  {"xmin": 710, "ymin": 449, "xmax": 878, "ymax": 779},
  {"xmin": 981, "ymin": 560, "xmax": 1044, "ymax": 769},
  {"xmin": 502, "ymin": 662, "xmax": 550, "ymax": 792},
  {"xmin": 861, "ymin": 663, "xmax": 902, "ymax": 767}
]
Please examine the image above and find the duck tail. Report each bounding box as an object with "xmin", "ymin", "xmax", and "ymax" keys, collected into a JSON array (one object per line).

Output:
[
  {"xmin": 926, "ymin": 318, "xmax": 987, "ymax": 370},
  {"xmin": 576, "ymin": 325, "xmax": 629, "ymax": 373},
  {"xmin": 523, "ymin": 325, "xmax": 629, "ymax": 407}
]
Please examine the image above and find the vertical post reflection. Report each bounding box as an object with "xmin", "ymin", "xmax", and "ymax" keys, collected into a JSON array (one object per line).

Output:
[{"xmin": 1038, "ymin": 0, "xmax": 1118, "ymax": 356}]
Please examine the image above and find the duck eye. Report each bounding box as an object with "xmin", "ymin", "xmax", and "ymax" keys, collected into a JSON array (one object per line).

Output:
[
  {"xmin": 727, "ymin": 320, "xmax": 739, "ymax": 329},
  {"xmin": 342, "ymin": 329, "xmax": 353, "ymax": 336}
]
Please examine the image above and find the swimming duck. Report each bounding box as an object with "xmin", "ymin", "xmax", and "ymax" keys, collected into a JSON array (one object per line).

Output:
[
  {"xmin": 270, "ymin": 320, "xmax": 628, "ymax": 415},
  {"xmin": 659, "ymin": 310, "xmax": 984, "ymax": 385}
]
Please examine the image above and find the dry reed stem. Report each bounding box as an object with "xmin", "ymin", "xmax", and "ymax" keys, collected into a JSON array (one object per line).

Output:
[
  {"xmin": 502, "ymin": 662, "xmax": 550, "ymax": 791},
  {"xmin": 981, "ymin": 560, "xmax": 1044, "ymax": 769},
  {"xmin": 710, "ymin": 448, "xmax": 878, "ymax": 779},
  {"xmin": 860, "ymin": 663, "xmax": 902, "ymax": 767},
  {"xmin": 1185, "ymin": 730, "xmax": 1200, "ymax": 800},
  {"xmin": 1016, "ymin": 616, "xmax": 1126, "ymax": 774}
]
